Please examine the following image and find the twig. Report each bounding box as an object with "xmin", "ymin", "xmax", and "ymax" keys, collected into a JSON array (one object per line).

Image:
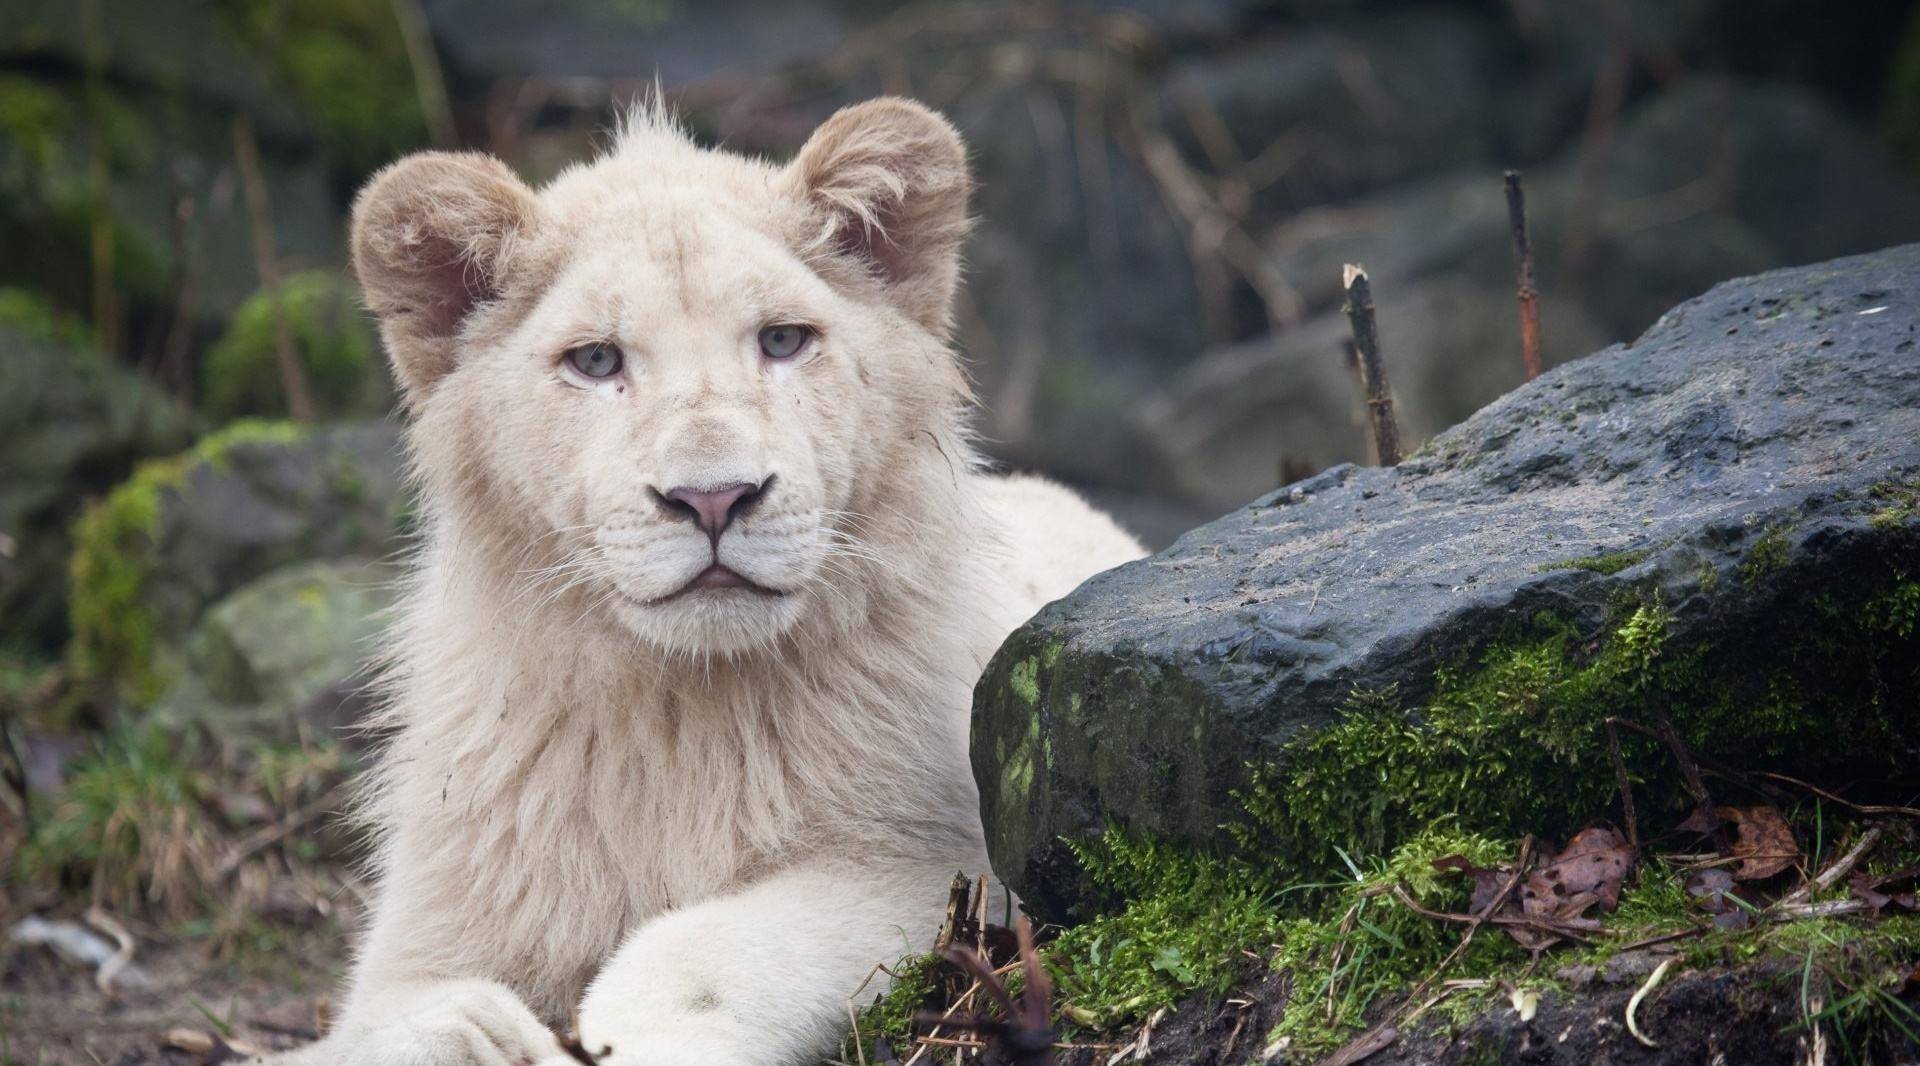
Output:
[
  {"xmin": 1387, "ymin": 885, "xmax": 1595, "ymax": 944},
  {"xmin": 1342, "ymin": 265, "xmax": 1402, "ymax": 466},
  {"xmin": 1757, "ymin": 773, "xmax": 1920, "ymax": 821},
  {"xmin": 1778, "ymin": 828, "xmax": 1883, "ymax": 909},
  {"xmin": 1504, "ymin": 170, "xmax": 1544, "ymax": 381},
  {"xmin": 215, "ymin": 782, "xmax": 348, "ymax": 880},
  {"xmin": 1604, "ymin": 718, "xmax": 1639, "ymax": 849},
  {"xmin": 232, "ymin": 115, "xmax": 316, "ymax": 422},
  {"xmin": 1398, "ymin": 837, "xmax": 1534, "ymax": 1019},
  {"xmin": 1626, "ymin": 956, "xmax": 1676, "ymax": 1047}
]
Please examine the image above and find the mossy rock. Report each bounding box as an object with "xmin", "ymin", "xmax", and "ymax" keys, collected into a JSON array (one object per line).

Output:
[
  {"xmin": 153, "ymin": 558, "xmax": 395, "ymax": 740},
  {"xmin": 66, "ymin": 419, "xmax": 409, "ymax": 705},
  {"xmin": 973, "ymin": 243, "xmax": 1920, "ymax": 921},
  {"xmin": 0, "ymin": 324, "xmax": 195, "ymax": 652},
  {"xmin": 202, "ymin": 270, "xmax": 388, "ymax": 421}
]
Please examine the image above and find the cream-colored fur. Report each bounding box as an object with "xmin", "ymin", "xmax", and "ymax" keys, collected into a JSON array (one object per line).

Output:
[{"xmin": 271, "ymin": 98, "xmax": 1143, "ymax": 1066}]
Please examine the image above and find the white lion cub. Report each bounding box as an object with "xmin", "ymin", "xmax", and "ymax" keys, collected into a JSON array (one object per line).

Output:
[{"xmin": 275, "ymin": 98, "xmax": 1143, "ymax": 1065}]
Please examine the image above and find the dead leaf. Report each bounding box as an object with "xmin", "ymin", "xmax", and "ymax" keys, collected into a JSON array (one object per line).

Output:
[
  {"xmin": 1432, "ymin": 855, "xmax": 1508, "ymax": 917},
  {"xmin": 1521, "ymin": 825, "xmax": 1637, "ymax": 923},
  {"xmin": 1718, "ymin": 806, "xmax": 1797, "ymax": 881},
  {"xmin": 1850, "ymin": 868, "xmax": 1919, "ymax": 915}
]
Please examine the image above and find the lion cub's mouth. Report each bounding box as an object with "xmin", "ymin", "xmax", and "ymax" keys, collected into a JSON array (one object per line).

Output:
[{"xmin": 634, "ymin": 564, "xmax": 787, "ymax": 607}]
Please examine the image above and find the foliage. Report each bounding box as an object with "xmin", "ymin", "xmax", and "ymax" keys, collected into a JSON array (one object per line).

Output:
[
  {"xmin": 1265, "ymin": 829, "xmax": 1518, "ymax": 1057},
  {"xmin": 1241, "ymin": 605, "xmax": 1672, "ymax": 872},
  {"xmin": 1050, "ymin": 831, "xmax": 1281, "ymax": 1028},
  {"xmin": 14, "ymin": 722, "xmax": 214, "ymax": 915},
  {"xmin": 202, "ymin": 270, "xmax": 384, "ymax": 420}
]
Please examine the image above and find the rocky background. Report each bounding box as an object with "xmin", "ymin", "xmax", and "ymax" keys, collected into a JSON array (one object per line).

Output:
[{"xmin": 4, "ymin": 0, "xmax": 1920, "ymax": 1062}]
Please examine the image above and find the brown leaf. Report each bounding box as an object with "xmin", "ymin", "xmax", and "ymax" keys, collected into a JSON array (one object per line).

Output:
[
  {"xmin": 1520, "ymin": 825, "xmax": 1637, "ymax": 924},
  {"xmin": 1850, "ymin": 867, "xmax": 1920, "ymax": 915},
  {"xmin": 1718, "ymin": 806, "xmax": 1797, "ymax": 881},
  {"xmin": 1432, "ymin": 854, "xmax": 1508, "ymax": 917}
]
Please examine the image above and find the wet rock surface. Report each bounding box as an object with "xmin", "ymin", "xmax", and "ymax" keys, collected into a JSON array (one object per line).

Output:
[{"xmin": 973, "ymin": 244, "xmax": 1920, "ymax": 918}]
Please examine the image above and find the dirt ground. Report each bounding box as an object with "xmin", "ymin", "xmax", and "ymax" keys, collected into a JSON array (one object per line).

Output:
[{"xmin": 1, "ymin": 925, "xmax": 345, "ymax": 1065}]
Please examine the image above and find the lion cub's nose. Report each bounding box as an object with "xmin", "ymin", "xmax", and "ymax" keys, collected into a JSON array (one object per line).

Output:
[{"xmin": 656, "ymin": 479, "xmax": 769, "ymax": 544}]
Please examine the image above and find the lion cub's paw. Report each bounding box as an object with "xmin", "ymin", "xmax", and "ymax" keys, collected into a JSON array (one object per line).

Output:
[{"xmin": 338, "ymin": 980, "xmax": 563, "ymax": 1066}]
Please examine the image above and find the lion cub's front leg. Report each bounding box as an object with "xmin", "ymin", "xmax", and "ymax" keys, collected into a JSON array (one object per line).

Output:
[{"xmin": 549, "ymin": 861, "xmax": 953, "ymax": 1066}]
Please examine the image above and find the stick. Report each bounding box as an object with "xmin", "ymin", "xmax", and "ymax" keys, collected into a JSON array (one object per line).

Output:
[
  {"xmin": 1756, "ymin": 772, "xmax": 1920, "ymax": 821},
  {"xmin": 1398, "ymin": 837, "xmax": 1534, "ymax": 1019},
  {"xmin": 1504, "ymin": 170, "xmax": 1544, "ymax": 381},
  {"xmin": 1604, "ymin": 718, "xmax": 1639, "ymax": 849},
  {"xmin": 232, "ymin": 115, "xmax": 316, "ymax": 422},
  {"xmin": 1342, "ymin": 265, "xmax": 1402, "ymax": 466},
  {"xmin": 1778, "ymin": 827, "xmax": 1882, "ymax": 909}
]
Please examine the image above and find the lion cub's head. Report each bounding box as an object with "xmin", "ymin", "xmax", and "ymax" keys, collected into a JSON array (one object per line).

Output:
[{"xmin": 351, "ymin": 100, "xmax": 974, "ymax": 656}]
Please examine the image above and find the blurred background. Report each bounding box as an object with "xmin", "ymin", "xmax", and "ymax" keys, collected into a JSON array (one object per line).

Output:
[{"xmin": 4, "ymin": 0, "xmax": 1920, "ymax": 1054}]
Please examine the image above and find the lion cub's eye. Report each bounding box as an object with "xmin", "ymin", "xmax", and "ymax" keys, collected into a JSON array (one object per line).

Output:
[
  {"xmin": 564, "ymin": 343, "xmax": 624, "ymax": 379},
  {"xmin": 757, "ymin": 324, "xmax": 812, "ymax": 360}
]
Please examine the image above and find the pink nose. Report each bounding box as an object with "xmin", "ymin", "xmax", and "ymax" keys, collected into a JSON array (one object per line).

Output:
[{"xmin": 657, "ymin": 479, "xmax": 768, "ymax": 543}]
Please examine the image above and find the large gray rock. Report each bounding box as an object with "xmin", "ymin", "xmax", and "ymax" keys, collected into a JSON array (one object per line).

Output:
[
  {"xmin": 0, "ymin": 326, "xmax": 195, "ymax": 651},
  {"xmin": 973, "ymin": 244, "xmax": 1920, "ymax": 919},
  {"xmin": 67, "ymin": 420, "xmax": 409, "ymax": 704},
  {"xmin": 155, "ymin": 559, "xmax": 395, "ymax": 741}
]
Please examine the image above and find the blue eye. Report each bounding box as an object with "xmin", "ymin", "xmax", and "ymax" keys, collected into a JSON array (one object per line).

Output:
[
  {"xmin": 758, "ymin": 324, "xmax": 812, "ymax": 360},
  {"xmin": 565, "ymin": 343, "xmax": 623, "ymax": 379}
]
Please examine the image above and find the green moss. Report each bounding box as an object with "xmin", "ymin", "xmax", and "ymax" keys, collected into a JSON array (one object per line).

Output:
[
  {"xmin": 1536, "ymin": 549, "xmax": 1648, "ymax": 576},
  {"xmin": 202, "ymin": 271, "xmax": 383, "ymax": 420},
  {"xmin": 1869, "ymin": 481, "xmax": 1920, "ymax": 533},
  {"xmin": 1050, "ymin": 831, "xmax": 1281, "ymax": 1028},
  {"xmin": 67, "ymin": 420, "xmax": 306, "ymax": 702},
  {"xmin": 1009, "ymin": 657, "xmax": 1041, "ymax": 705},
  {"xmin": 1742, "ymin": 525, "xmax": 1792, "ymax": 583},
  {"xmin": 1243, "ymin": 604, "xmax": 1672, "ymax": 872},
  {"xmin": 844, "ymin": 950, "xmax": 943, "ymax": 1060}
]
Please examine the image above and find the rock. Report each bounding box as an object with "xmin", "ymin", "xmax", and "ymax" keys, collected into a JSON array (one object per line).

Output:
[
  {"xmin": 67, "ymin": 420, "xmax": 409, "ymax": 705},
  {"xmin": 1159, "ymin": 8, "xmax": 1498, "ymax": 214},
  {"xmin": 0, "ymin": 325, "xmax": 195, "ymax": 651},
  {"xmin": 153, "ymin": 559, "xmax": 395, "ymax": 741},
  {"xmin": 973, "ymin": 244, "xmax": 1920, "ymax": 920}
]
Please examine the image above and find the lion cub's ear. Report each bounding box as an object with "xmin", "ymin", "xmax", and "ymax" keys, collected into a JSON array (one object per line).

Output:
[
  {"xmin": 784, "ymin": 98, "xmax": 972, "ymax": 335},
  {"xmin": 350, "ymin": 152, "xmax": 542, "ymax": 402}
]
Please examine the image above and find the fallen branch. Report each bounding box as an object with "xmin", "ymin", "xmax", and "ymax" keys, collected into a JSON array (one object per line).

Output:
[
  {"xmin": 1503, "ymin": 170, "xmax": 1544, "ymax": 381},
  {"xmin": 1777, "ymin": 827, "xmax": 1882, "ymax": 909},
  {"xmin": 215, "ymin": 782, "xmax": 349, "ymax": 881},
  {"xmin": 1342, "ymin": 265, "xmax": 1402, "ymax": 466}
]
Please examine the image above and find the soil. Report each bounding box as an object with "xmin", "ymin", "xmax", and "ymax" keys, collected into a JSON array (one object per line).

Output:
[
  {"xmin": 1045, "ymin": 957, "xmax": 1920, "ymax": 1066},
  {"xmin": 0, "ymin": 924, "xmax": 345, "ymax": 1065}
]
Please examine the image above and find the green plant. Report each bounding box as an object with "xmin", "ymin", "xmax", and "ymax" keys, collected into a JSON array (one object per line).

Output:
[{"xmin": 202, "ymin": 271, "xmax": 383, "ymax": 420}]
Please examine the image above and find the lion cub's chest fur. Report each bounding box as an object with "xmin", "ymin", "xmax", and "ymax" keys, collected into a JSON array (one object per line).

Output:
[{"xmin": 381, "ymin": 637, "xmax": 948, "ymax": 1016}]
